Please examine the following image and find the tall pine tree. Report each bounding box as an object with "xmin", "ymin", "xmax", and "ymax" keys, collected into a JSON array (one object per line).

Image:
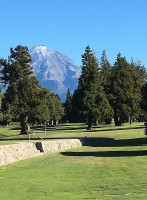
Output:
[
  {"xmin": 73, "ymin": 46, "xmax": 112, "ymax": 130},
  {"xmin": 141, "ymin": 82, "xmax": 147, "ymax": 120},
  {"xmin": 111, "ymin": 53, "xmax": 142, "ymax": 125},
  {"xmin": 0, "ymin": 45, "xmax": 49, "ymax": 134},
  {"xmin": 100, "ymin": 50, "xmax": 113, "ymax": 124},
  {"xmin": 64, "ymin": 88, "xmax": 72, "ymax": 122},
  {"xmin": 100, "ymin": 50, "xmax": 112, "ymax": 93},
  {"xmin": 47, "ymin": 93, "xmax": 64, "ymax": 125}
]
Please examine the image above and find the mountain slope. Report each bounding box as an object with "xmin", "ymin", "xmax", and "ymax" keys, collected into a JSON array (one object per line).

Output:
[{"xmin": 30, "ymin": 45, "xmax": 81, "ymax": 101}]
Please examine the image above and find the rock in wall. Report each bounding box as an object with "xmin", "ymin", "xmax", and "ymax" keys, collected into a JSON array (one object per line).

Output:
[
  {"xmin": 35, "ymin": 139, "xmax": 82, "ymax": 154},
  {"xmin": 0, "ymin": 142, "xmax": 41, "ymax": 166}
]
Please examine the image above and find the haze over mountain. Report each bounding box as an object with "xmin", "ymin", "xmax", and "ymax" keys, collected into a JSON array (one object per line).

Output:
[{"xmin": 30, "ymin": 45, "xmax": 81, "ymax": 101}]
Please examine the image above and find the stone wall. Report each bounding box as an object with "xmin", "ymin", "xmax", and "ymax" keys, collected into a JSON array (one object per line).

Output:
[
  {"xmin": 35, "ymin": 139, "xmax": 82, "ymax": 154},
  {"xmin": 0, "ymin": 137, "xmax": 114, "ymax": 166},
  {"xmin": 0, "ymin": 139, "xmax": 82, "ymax": 166}
]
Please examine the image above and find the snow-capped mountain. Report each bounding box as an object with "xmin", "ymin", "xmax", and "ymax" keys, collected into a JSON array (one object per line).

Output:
[{"xmin": 30, "ymin": 45, "xmax": 81, "ymax": 101}]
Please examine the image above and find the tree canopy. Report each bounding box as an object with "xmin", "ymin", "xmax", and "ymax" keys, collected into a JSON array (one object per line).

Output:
[
  {"xmin": 0, "ymin": 45, "xmax": 50, "ymax": 134},
  {"xmin": 73, "ymin": 46, "xmax": 113, "ymax": 130},
  {"xmin": 64, "ymin": 88, "xmax": 72, "ymax": 122},
  {"xmin": 0, "ymin": 44, "xmax": 147, "ymax": 132},
  {"xmin": 110, "ymin": 53, "xmax": 143, "ymax": 125}
]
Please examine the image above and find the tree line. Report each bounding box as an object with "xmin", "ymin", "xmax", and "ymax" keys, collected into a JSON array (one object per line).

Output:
[
  {"xmin": 0, "ymin": 45, "xmax": 147, "ymax": 133},
  {"xmin": 64, "ymin": 46, "xmax": 147, "ymax": 130},
  {"xmin": 0, "ymin": 45, "xmax": 64, "ymax": 134}
]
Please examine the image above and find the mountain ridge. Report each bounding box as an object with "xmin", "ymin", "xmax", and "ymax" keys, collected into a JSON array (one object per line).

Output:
[{"xmin": 30, "ymin": 45, "xmax": 81, "ymax": 101}]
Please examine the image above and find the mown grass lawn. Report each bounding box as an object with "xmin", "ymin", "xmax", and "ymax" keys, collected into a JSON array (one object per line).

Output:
[
  {"xmin": 0, "ymin": 122, "xmax": 147, "ymax": 199},
  {"xmin": 0, "ymin": 122, "xmax": 146, "ymax": 144}
]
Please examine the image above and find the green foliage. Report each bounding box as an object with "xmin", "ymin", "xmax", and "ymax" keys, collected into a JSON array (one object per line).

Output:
[
  {"xmin": 0, "ymin": 45, "xmax": 146, "ymax": 131},
  {"xmin": 47, "ymin": 93, "xmax": 64, "ymax": 123},
  {"xmin": 134, "ymin": 60, "xmax": 147, "ymax": 83},
  {"xmin": 141, "ymin": 82, "xmax": 147, "ymax": 120},
  {"xmin": 63, "ymin": 88, "xmax": 72, "ymax": 122},
  {"xmin": 111, "ymin": 54, "xmax": 143, "ymax": 125},
  {"xmin": 100, "ymin": 49, "xmax": 112, "ymax": 94},
  {"xmin": 100, "ymin": 50, "xmax": 113, "ymax": 124},
  {"xmin": 0, "ymin": 45, "xmax": 49, "ymax": 134},
  {"xmin": 29, "ymin": 87, "xmax": 50, "ymax": 124},
  {"xmin": 73, "ymin": 46, "xmax": 113, "ymax": 129},
  {"xmin": 0, "ymin": 95, "xmax": 13, "ymax": 125}
]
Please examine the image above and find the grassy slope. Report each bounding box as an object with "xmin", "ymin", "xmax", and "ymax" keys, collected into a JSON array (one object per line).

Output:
[
  {"xmin": 0, "ymin": 122, "xmax": 146, "ymax": 144},
  {"xmin": 0, "ymin": 123, "xmax": 147, "ymax": 200}
]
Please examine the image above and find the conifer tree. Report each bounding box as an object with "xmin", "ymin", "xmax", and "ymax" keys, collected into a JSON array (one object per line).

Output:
[
  {"xmin": 0, "ymin": 94, "xmax": 13, "ymax": 126},
  {"xmin": 0, "ymin": 45, "xmax": 48, "ymax": 134},
  {"xmin": 47, "ymin": 93, "xmax": 64, "ymax": 125},
  {"xmin": 64, "ymin": 88, "xmax": 72, "ymax": 122},
  {"xmin": 100, "ymin": 50, "xmax": 113, "ymax": 123},
  {"xmin": 111, "ymin": 53, "xmax": 142, "ymax": 125},
  {"xmin": 134, "ymin": 60, "xmax": 147, "ymax": 83},
  {"xmin": 141, "ymin": 82, "xmax": 147, "ymax": 119},
  {"xmin": 0, "ymin": 88, "xmax": 13, "ymax": 126},
  {"xmin": 29, "ymin": 87, "xmax": 50, "ymax": 125},
  {"xmin": 100, "ymin": 50, "xmax": 112, "ymax": 93},
  {"xmin": 73, "ymin": 46, "xmax": 113, "ymax": 130}
]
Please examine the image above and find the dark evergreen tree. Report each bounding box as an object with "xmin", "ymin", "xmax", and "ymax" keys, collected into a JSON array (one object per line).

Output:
[
  {"xmin": 0, "ymin": 45, "xmax": 49, "ymax": 134},
  {"xmin": 64, "ymin": 88, "xmax": 72, "ymax": 122},
  {"xmin": 0, "ymin": 88, "xmax": 13, "ymax": 126},
  {"xmin": 133, "ymin": 60, "xmax": 147, "ymax": 121},
  {"xmin": 73, "ymin": 46, "xmax": 113, "ymax": 130},
  {"xmin": 134, "ymin": 60, "xmax": 147, "ymax": 83},
  {"xmin": 0, "ymin": 95, "xmax": 13, "ymax": 126},
  {"xmin": 0, "ymin": 87, "xmax": 2, "ymax": 108},
  {"xmin": 111, "ymin": 53, "xmax": 142, "ymax": 125},
  {"xmin": 47, "ymin": 93, "xmax": 64, "ymax": 125},
  {"xmin": 141, "ymin": 82, "xmax": 147, "ymax": 120},
  {"xmin": 145, "ymin": 123, "xmax": 147, "ymax": 137},
  {"xmin": 29, "ymin": 87, "xmax": 50, "ymax": 125},
  {"xmin": 100, "ymin": 50, "xmax": 112, "ymax": 92},
  {"xmin": 71, "ymin": 89, "xmax": 84, "ymax": 123},
  {"xmin": 100, "ymin": 50, "xmax": 113, "ymax": 124}
]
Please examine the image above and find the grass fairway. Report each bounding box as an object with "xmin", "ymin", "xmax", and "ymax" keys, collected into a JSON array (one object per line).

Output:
[{"xmin": 0, "ymin": 123, "xmax": 147, "ymax": 199}]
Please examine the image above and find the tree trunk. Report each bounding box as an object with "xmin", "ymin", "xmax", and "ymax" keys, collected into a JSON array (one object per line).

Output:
[
  {"xmin": 144, "ymin": 122, "xmax": 147, "ymax": 137},
  {"xmin": 114, "ymin": 113, "xmax": 119, "ymax": 126},
  {"xmin": 49, "ymin": 120, "xmax": 54, "ymax": 126},
  {"xmin": 95, "ymin": 118, "xmax": 98, "ymax": 126},
  {"xmin": 87, "ymin": 117, "xmax": 92, "ymax": 130},
  {"xmin": 114, "ymin": 114, "xmax": 122, "ymax": 126},
  {"xmin": 129, "ymin": 116, "xmax": 132, "ymax": 125},
  {"xmin": 20, "ymin": 115, "xmax": 30, "ymax": 135}
]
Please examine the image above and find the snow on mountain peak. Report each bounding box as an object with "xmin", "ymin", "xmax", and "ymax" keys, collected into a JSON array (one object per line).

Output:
[
  {"xmin": 30, "ymin": 45, "xmax": 54, "ymax": 57},
  {"xmin": 29, "ymin": 45, "xmax": 81, "ymax": 101}
]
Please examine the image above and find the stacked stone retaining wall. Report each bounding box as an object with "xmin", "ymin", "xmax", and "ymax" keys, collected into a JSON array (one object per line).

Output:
[
  {"xmin": 0, "ymin": 139, "xmax": 82, "ymax": 166},
  {"xmin": 35, "ymin": 139, "xmax": 82, "ymax": 154},
  {"xmin": 0, "ymin": 137, "xmax": 114, "ymax": 166}
]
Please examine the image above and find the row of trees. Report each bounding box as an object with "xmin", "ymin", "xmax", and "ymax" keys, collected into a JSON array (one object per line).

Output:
[
  {"xmin": 0, "ymin": 45, "xmax": 64, "ymax": 134},
  {"xmin": 0, "ymin": 45, "xmax": 147, "ymax": 133},
  {"xmin": 64, "ymin": 46, "xmax": 147, "ymax": 130}
]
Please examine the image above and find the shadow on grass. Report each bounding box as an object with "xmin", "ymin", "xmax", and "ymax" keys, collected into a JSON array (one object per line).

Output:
[
  {"xmin": 10, "ymin": 124, "xmax": 145, "ymax": 132},
  {"xmin": 0, "ymin": 136, "xmax": 146, "ymax": 148},
  {"xmin": 61, "ymin": 150, "xmax": 147, "ymax": 157},
  {"xmin": 11, "ymin": 125, "xmax": 86, "ymax": 132},
  {"xmin": 0, "ymin": 134, "xmax": 11, "ymax": 138},
  {"xmin": 82, "ymin": 137, "xmax": 147, "ymax": 147},
  {"xmin": 60, "ymin": 137, "xmax": 147, "ymax": 158},
  {"xmin": 30, "ymin": 125, "xmax": 145, "ymax": 132},
  {"xmin": 89, "ymin": 126, "xmax": 145, "ymax": 132}
]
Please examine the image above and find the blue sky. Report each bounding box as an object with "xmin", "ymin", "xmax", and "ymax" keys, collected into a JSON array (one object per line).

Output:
[{"xmin": 0, "ymin": 0, "xmax": 147, "ymax": 68}]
